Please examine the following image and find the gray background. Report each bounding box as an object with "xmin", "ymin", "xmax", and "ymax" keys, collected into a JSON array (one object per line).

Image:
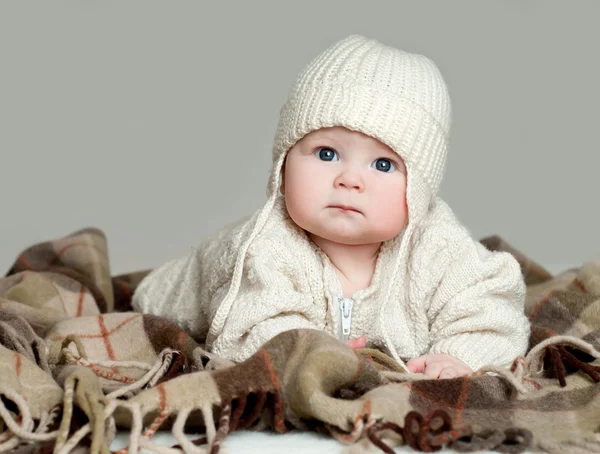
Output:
[{"xmin": 1, "ymin": 0, "xmax": 598, "ymax": 276}]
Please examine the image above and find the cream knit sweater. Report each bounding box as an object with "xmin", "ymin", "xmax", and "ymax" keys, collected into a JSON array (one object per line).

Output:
[
  {"xmin": 133, "ymin": 35, "xmax": 530, "ymax": 371},
  {"xmin": 132, "ymin": 196, "xmax": 530, "ymax": 371}
]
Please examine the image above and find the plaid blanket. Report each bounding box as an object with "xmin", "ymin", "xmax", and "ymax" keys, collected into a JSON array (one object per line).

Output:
[{"xmin": 2, "ymin": 229, "xmax": 600, "ymax": 454}]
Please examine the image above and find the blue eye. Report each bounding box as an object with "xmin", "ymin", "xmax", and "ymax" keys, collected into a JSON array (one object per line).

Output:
[
  {"xmin": 316, "ymin": 148, "xmax": 339, "ymax": 161},
  {"xmin": 372, "ymin": 158, "xmax": 395, "ymax": 172}
]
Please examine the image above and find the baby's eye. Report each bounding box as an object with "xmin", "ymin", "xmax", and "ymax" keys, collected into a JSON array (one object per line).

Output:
[
  {"xmin": 372, "ymin": 158, "xmax": 395, "ymax": 172},
  {"xmin": 315, "ymin": 147, "xmax": 339, "ymax": 162}
]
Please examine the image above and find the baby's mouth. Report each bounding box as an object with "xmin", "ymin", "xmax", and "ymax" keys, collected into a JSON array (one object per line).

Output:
[{"xmin": 328, "ymin": 205, "xmax": 362, "ymax": 214}]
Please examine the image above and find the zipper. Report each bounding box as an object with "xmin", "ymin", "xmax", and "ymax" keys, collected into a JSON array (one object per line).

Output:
[{"xmin": 338, "ymin": 297, "xmax": 354, "ymax": 343}]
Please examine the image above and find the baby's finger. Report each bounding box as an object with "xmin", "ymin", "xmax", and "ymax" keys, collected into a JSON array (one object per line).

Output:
[
  {"xmin": 424, "ymin": 362, "xmax": 445, "ymax": 379},
  {"xmin": 347, "ymin": 336, "xmax": 367, "ymax": 350},
  {"xmin": 406, "ymin": 355, "xmax": 427, "ymax": 373},
  {"xmin": 439, "ymin": 368, "xmax": 458, "ymax": 380},
  {"xmin": 455, "ymin": 365, "xmax": 473, "ymax": 377}
]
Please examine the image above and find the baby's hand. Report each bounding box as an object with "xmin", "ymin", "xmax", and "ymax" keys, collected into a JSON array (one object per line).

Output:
[
  {"xmin": 346, "ymin": 336, "xmax": 367, "ymax": 350},
  {"xmin": 406, "ymin": 353, "xmax": 472, "ymax": 379}
]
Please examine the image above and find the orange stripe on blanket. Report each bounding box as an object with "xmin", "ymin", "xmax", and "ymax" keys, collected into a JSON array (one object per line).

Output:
[
  {"xmin": 115, "ymin": 386, "xmax": 168, "ymax": 454},
  {"xmin": 529, "ymin": 291, "xmax": 557, "ymax": 322},
  {"xmin": 77, "ymin": 359, "xmax": 136, "ymax": 383},
  {"xmin": 454, "ymin": 376, "xmax": 471, "ymax": 426},
  {"xmin": 50, "ymin": 314, "xmax": 139, "ymax": 341},
  {"xmin": 177, "ymin": 330, "xmax": 186, "ymax": 348},
  {"xmin": 573, "ymin": 279, "xmax": 587, "ymax": 293},
  {"xmin": 143, "ymin": 385, "xmax": 169, "ymax": 439},
  {"xmin": 15, "ymin": 352, "xmax": 21, "ymax": 377},
  {"xmin": 18, "ymin": 253, "xmax": 33, "ymax": 269},
  {"xmin": 98, "ymin": 315, "xmax": 116, "ymax": 360},
  {"xmin": 258, "ymin": 348, "xmax": 285, "ymax": 432},
  {"xmin": 76, "ymin": 284, "xmax": 86, "ymax": 317}
]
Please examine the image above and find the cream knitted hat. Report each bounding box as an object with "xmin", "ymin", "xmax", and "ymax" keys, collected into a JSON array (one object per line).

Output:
[
  {"xmin": 208, "ymin": 35, "xmax": 453, "ymax": 359},
  {"xmin": 268, "ymin": 34, "xmax": 452, "ymax": 204}
]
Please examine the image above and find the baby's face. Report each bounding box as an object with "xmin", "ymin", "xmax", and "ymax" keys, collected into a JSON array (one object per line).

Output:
[{"xmin": 282, "ymin": 126, "xmax": 408, "ymax": 245}]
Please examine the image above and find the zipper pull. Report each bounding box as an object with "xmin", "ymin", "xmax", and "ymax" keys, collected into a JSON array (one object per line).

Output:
[{"xmin": 339, "ymin": 297, "xmax": 353, "ymax": 343}]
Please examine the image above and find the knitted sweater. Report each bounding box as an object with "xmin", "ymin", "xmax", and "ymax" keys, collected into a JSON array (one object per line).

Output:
[{"xmin": 132, "ymin": 196, "xmax": 530, "ymax": 371}]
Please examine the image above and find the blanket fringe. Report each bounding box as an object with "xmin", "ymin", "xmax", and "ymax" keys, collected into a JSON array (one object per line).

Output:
[
  {"xmin": 0, "ymin": 384, "xmax": 59, "ymax": 442},
  {"xmin": 3, "ymin": 338, "xmax": 600, "ymax": 452},
  {"xmin": 0, "ymin": 315, "xmax": 52, "ymax": 375},
  {"xmin": 525, "ymin": 335, "xmax": 600, "ymax": 375},
  {"xmin": 471, "ymin": 335, "xmax": 600, "ymax": 396},
  {"xmin": 0, "ymin": 384, "xmax": 59, "ymax": 454},
  {"xmin": 0, "ymin": 349, "xmax": 179, "ymax": 454},
  {"xmin": 375, "ymin": 334, "xmax": 600, "ymax": 395},
  {"xmin": 52, "ymin": 338, "xmax": 178, "ymax": 394},
  {"xmin": 523, "ymin": 335, "xmax": 600, "ymax": 389},
  {"xmin": 106, "ymin": 349, "xmax": 178, "ymax": 399},
  {"xmin": 363, "ymin": 414, "xmax": 532, "ymax": 454},
  {"xmin": 362, "ymin": 409, "xmax": 473, "ymax": 453},
  {"xmin": 58, "ymin": 389, "xmax": 285, "ymax": 454}
]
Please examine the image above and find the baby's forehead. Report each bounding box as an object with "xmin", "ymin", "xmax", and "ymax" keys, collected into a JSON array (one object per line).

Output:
[{"xmin": 306, "ymin": 127, "xmax": 401, "ymax": 158}]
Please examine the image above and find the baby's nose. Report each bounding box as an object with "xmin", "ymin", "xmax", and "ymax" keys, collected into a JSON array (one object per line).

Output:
[{"xmin": 334, "ymin": 170, "xmax": 364, "ymax": 191}]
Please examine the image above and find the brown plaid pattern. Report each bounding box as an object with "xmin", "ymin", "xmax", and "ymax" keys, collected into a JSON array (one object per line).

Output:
[{"xmin": 2, "ymin": 228, "xmax": 600, "ymax": 453}]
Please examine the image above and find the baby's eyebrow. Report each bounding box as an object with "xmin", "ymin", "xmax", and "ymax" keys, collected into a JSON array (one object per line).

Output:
[
  {"xmin": 370, "ymin": 147, "xmax": 398, "ymax": 159},
  {"xmin": 380, "ymin": 147, "xmax": 403, "ymax": 160},
  {"xmin": 308, "ymin": 134, "xmax": 339, "ymax": 146},
  {"xmin": 304, "ymin": 140, "xmax": 344, "ymax": 154}
]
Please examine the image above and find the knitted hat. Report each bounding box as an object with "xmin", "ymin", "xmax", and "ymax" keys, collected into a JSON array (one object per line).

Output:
[{"xmin": 208, "ymin": 35, "xmax": 452, "ymax": 364}]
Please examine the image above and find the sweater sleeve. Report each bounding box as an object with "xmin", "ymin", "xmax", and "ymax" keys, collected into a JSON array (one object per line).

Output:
[
  {"xmin": 426, "ymin": 239, "xmax": 531, "ymax": 371},
  {"xmin": 208, "ymin": 244, "xmax": 323, "ymax": 363},
  {"xmin": 131, "ymin": 248, "xmax": 210, "ymax": 339}
]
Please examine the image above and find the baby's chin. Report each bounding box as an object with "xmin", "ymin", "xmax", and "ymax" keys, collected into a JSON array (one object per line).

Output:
[
  {"xmin": 308, "ymin": 227, "xmax": 390, "ymax": 246},
  {"xmin": 290, "ymin": 212, "xmax": 403, "ymax": 245}
]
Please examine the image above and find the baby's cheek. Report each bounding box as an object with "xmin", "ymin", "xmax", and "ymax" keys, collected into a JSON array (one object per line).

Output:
[
  {"xmin": 284, "ymin": 185, "xmax": 320, "ymax": 231},
  {"xmin": 379, "ymin": 209, "xmax": 407, "ymax": 239},
  {"xmin": 285, "ymin": 192, "xmax": 306, "ymax": 227},
  {"xmin": 373, "ymin": 191, "xmax": 407, "ymax": 238}
]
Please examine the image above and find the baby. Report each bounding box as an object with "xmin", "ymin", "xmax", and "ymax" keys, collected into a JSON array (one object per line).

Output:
[{"xmin": 133, "ymin": 35, "xmax": 530, "ymax": 379}]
